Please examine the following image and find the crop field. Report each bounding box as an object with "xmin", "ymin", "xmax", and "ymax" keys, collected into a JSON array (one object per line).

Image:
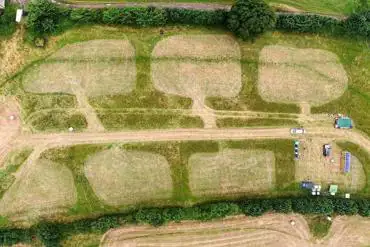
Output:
[
  {"xmin": 295, "ymin": 138, "xmax": 366, "ymax": 192},
  {"xmin": 188, "ymin": 149, "xmax": 275, "ymax": 197},
  {"xmin": 0, "ymin": 159, "xmax": 77, "ymax": 222},
  {"xmin": 100, "ymin": 215, "xmax": 370, "ymax": 247},
  {"xmin": 258, "ymin": 45, "xmax": 348, "ymax": 106},
  {"xmin": 84, "ymin": 148, "xmax": 173, "ymax": 207}
]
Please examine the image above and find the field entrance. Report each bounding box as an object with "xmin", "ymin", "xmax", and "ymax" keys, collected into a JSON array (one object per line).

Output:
[
  {"xmin": 295, "ymin": 138, "xmax": 366, "ymax": 192},
  {"xmin": 84, "ymin": 148, "xmax": 173, "ymax": 207},
  {"xmin": 258, "ymin": 45, "xmax": 348, "ymax": 111},
  {"xmin": 0, "ymin": 159, "xmax": 77, "ymax": 222},
  {"xmin": 22, "ymin": 39, "xmax": 136, "ymax": 132},
  {"xmin": 152, "ymin": 35, "xmax": 242, "ymax": 128},
  {"xmin": 188, "ymin": 149, "xmax": 275, "ymax": 198}
]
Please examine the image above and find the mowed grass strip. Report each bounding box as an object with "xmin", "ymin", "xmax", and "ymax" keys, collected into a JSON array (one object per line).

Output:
[
  {"xmin": 216, "ymin": 117, "xmax": 299, "ymax": 128},
  {"xmin": 97, "ymin": 112, "xmax": 204, "ymax": 130},
  {"xmin": 0, "ymin": 159, "xmax": 77, "ymax": 220},
  {"xmin": 188, "ymin": 149, "xmax": 276, "ymax": 198},
  {"xmin": 84, "ymin": 148, "xmax": 173, "ymax": 207}
]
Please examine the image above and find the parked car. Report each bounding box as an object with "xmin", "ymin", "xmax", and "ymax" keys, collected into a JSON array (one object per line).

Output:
[
  {"xmin": 294, "ymin": 141, "xmax": 299, "ymax": 159},
  {"xmin": 290, "ymin": 128, "xmax": 305, "ymax": 134},
  {"xmin": 323, "ymin": 144, "xmax": 332, "ymax": 157}
]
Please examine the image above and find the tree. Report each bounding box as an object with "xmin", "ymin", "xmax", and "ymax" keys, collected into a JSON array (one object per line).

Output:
[
  {"xmin": 227, "ymin": 0, "xmax": 275, "ymax": 40},
  {"xmin": 27, "ymin": 0, "xmax": 62, "ymax": 36},
  {"xmin": 36, "ymin": 222, "xmax": 61, "ymax": 247},
  {"xmin": 344, "ymin": 10, "xmax": 370, "ymax": 39}
]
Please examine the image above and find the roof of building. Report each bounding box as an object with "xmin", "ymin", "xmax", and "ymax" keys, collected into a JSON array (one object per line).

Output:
[
  {"xmin": 0, "ymin": 0, "xmax": 5, "ymax": 9},
  {"xmin": 336, "ymin": 117, "xmax": 352, "ymax": 128}
]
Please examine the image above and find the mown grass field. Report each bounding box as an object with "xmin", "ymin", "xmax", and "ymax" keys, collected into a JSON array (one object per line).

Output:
[
  {"xmin": 31, "ymin": 139, "xmax": 296, "ymax": 220},
  {"xmin": 1, "ymin": 25, "xmax": 368, "ymax": 134}
]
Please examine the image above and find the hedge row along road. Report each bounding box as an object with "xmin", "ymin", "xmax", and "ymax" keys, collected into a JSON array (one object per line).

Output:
[{"xmin": 53, "ymin": 1, "xmax": 347, "ymax": 19}]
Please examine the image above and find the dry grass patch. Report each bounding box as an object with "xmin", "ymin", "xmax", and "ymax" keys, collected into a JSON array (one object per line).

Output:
[
  {"xmin": 295, "ymin": 138, "xmax": 366, "ymax": 192},
  {"xmin": 101, "ymin": 214, "xmax": 310, "ymax": 247},
  {"xmin": 0, "ymin": 159, "xmax": 77, "ymax": 220},
  {"xmin": 152, "ymin": 61, "xmax": 241, "ymax": 100},
  {"xmin": 51, "ymin": 39, "xmax": 135, "ymax": 60},
  {"xmin": 188, "ymin": 149, "xmax": 275, "ymax": 197},
  {"xmin": 22, "ymin": 40, "xmax": 136, "ymax": 97},
  {"xmin": 152, "ymin": 35, "xmax": 240, "ymax": 59},
  {"xmin": 23, "ymin": 61, "xmax": 135, "ymax": 97},
  {"xmin": 84, "ymin": 148, "xmax": 173, "ymax": 207},
  {"xmin": 258, "ymin": 45, "xmax": 347, "ymax": 105}
]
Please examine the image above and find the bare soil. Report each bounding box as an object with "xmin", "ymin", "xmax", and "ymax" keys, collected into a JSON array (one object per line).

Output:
[
  {"xmin": 84, "ymin": 148, "xmax": 173, "ymax": 207},
  {"xmin": 188, "ymin": 149, "xmax": 275, "ymax": 197},
  {"xmin": 258, "ymin": 45, "xmax": 348, "ymax": 106},
  {"xmin": 0, "ymin": 159, "xmax": 77, "ymax": 222}
]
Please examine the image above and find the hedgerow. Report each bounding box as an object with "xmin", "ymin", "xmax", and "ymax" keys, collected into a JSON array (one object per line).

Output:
[{"xmin": 1, "ymin": 197, "xmax": 369, "ymax": 246}]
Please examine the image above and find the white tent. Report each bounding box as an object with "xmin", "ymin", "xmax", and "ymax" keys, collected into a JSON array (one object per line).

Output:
[{"xmin": 0, "ymin": 0, "xmax": 5, "ymax": 10}]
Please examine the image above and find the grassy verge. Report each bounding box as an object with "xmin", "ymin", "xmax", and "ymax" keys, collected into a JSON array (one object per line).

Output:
[
  {"xmin": 29, "ymin": 110, "xmax": 87, "ymax": 132},
  {"xmin": 336, "ymin": 141, "xmax": 370, "ymax": 196},
  {"xmin": 307, "ymin": 215, "xmax": 332, "ymax": 238},
  {"xmin": 97, "ymin": 112, "xmax": 203, "ymax": 130},
  {"xmin": 216, "ymin": 117, "xmax": 298, "ymax": 128},
  {"xmin": 0, "ymin": 149, "xmax": 33, "ymax": 199}
]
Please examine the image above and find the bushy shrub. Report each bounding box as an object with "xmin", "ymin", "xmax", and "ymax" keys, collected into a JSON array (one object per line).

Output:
[
  {"xmin": 292, "ymin": 197, "xmax": 334, "ymax": 215},
  {"xmin": 0, "ymin": 228, "xmax": 32, "ymax": 246},
  {"xmin": 36, "ymin": 223, "xmax": 61, "ymax": 247},
  {"xmin": 344, "ymin": 10, "xmax": 370, "ymax": 39},
  {"xmin": 27, "ymin": 0, "xmax": 65, "ymax": 36},
  {"xmin": 165, "ymin": 8, "xmax": 227, "ymax": 25},
  {"xmin": 272, "ymin": 198, "xmax": 292, "ymax": 213},
  {"xmin": 227, "ymin": 0, "xmax": 276, "ymax": 39},
  {"xmin": 70, "ymin": 8, "xmax": 103, "ymax": 24},
  {"xmin": 275, "ymin": 13, "xmax": 341, "ymax": 34},
  {"xmin": 356, "ymin": 199, "xmax": 370, "ymax": 217},
  {"xmin": 102, "ymin": 7, "xmax": 167, "ymax": 27},
  {"xmin": 333, "ymin": 198, "xmax": 359, "ymax": 215},
  {"xmin": 0, "ymin": 2, "xmax": 17, "ymax": 36}
]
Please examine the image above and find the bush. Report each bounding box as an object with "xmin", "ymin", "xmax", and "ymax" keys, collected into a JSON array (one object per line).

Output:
[
  {"xmin": 333, "ymin": 198, "xmax": 358, "ymax": 215},
  {"xmin": 0, "ymin": 2, "xmax": 17, "ymax": 36},
  {"xmin": 344, "ymin": 10, "xmax": 370, "ymax": 39},
  {"xmin": 102, "ymin": 7, "xmax": 167, "ymax": 27},
  {"xmin": 165, "ymin": 8, "xmax": 227, "ymax": 26},
  {"xmin": 292, "ymin": 197, "xmax": 334, "ymax": 215},
  {"xmin": 26, "ymin": 0, "xmax": 64, "ymax": 36},
  {"xmin": 356, "ymin": 199, "xmax": 370, "ymax": 217},
  {"xmin": 227, "ymin": 0, "xmax": 276, "ymax": 39},
  {"xmin": 36, "ymin": 223, "xmax": 61, "ymax": 247},
  {"xmin": 70, "ymin": 8, "xmax": 103, "ymax": 24},
  {"xmin": 272, "ymin": 198, "xmax": 292, "ymax": 213},
  {"xmin": 275, "ymin": 14, "xmax": 341, "ymax": 34}
]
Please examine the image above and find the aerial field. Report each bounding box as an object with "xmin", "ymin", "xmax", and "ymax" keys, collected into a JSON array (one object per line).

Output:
[
  {"xmin": 152, "ymin": 35, "xmax": 241, "ymax": 107},
  {"xmin": 84, "ymin": 148, "xmax": 173, "ymax": 207},
  {"xmin": 101, "ymin": 215, "xmax": 370, "ymax": 247},
  {"xmin": 188, "ymin": 149, "xmax": 275, "ymax": 197},
  {"xmin": 258, "ymin": 45, "xmax": 348, "ymax": 106},
  {"xmin": 0, "ymin": 159, "xmax": 77, "ymax": 221}
]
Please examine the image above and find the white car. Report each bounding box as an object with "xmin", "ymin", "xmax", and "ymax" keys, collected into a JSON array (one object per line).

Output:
[{"xmin": 290, "ymin": 128, "xmax": 305, "ymax": 134}]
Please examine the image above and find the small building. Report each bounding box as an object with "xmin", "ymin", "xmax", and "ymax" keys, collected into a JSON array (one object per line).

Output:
[
  {"xmin": 335, "ymin": 116, "xmax": 353, "ymax": 129},
  {"xmin": 329, "ymin": 185, "xmax": 338, "ymax": 196},
  {"xmin": 343, "ymin": 151, "xmax": 351, "ymax": 173}
]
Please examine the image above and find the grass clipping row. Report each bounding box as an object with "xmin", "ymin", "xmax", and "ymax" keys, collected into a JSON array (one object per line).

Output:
[
  {"xmin": 258, "ymin": 45, "xmax": 348, "ymax": 105},
  {"xmin": 84, "ymin": 148, "xmax": 173, "ymax": 207},
  {"xmin": 188, "ymin": 149, "xmax": 275, "ymax": 197},
  {"xmin": 152, "ymin": 35, "xmax": 242, "ymax": 101},
  {"xmin": 22, "ymin": 40, "xmax": 136, "ymax": 97}
]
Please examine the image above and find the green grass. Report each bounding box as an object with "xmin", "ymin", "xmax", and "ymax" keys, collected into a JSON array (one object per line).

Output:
[
  {"xmin": 0, "ymin": 149, "xmax": 33, "ymax": 199},
  {"xmin": 38, "ymin": 139, "xmax": 296, "ymax": 219},
  {"xmin": 216, "ymin": 117, "xmax": 299, "ymax": 128},
  {"xmin": 307, "ymin": 216, "xmax": 332, "ymax": 238},
  {"xmin": 97, "ymin": 112, "xmax": 204, "ymax": 130},
  {"xmin": 29, "ymin": 110, "xmax": 87, "ymax": 132},
  {"xmin": 336, "ymin": 141, "xmax": 370, "ymax": 196},
  {"xmin": 63, "ymin": 0, "xmax": 368, "ymax": 15}
]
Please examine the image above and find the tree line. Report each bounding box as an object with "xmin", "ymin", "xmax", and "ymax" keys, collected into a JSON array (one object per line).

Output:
[{"xmin": 1, "ymin": 197, "xmax": 369, "ymax": 246}]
